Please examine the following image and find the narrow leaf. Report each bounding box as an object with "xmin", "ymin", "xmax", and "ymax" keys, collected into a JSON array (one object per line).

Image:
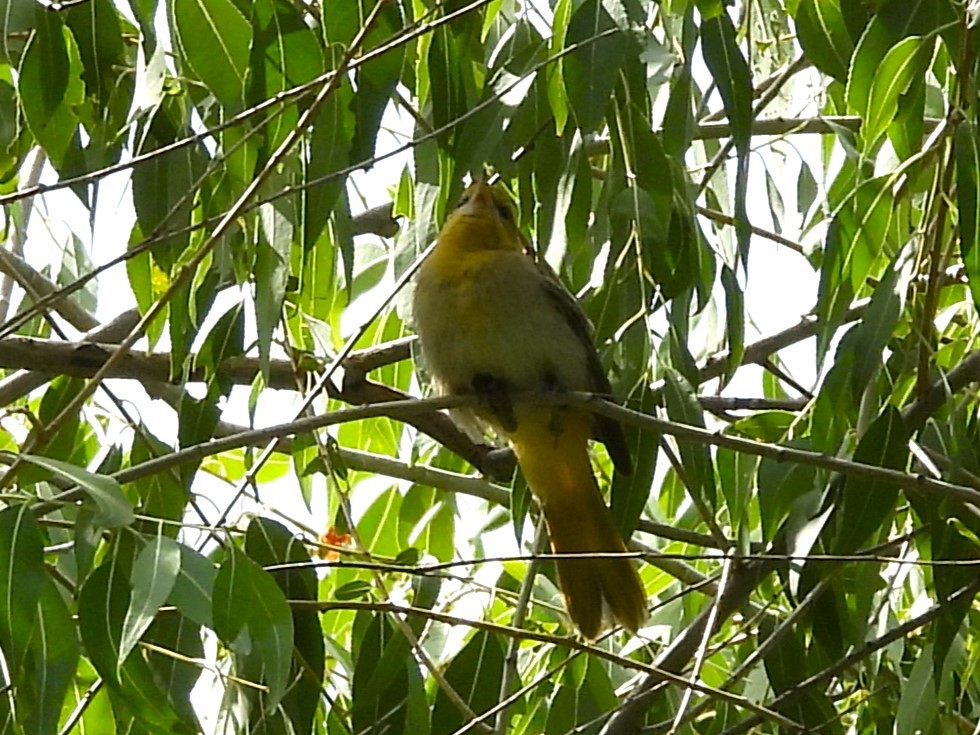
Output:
[
  {"xmin": 78, "ymin": 560, "xmax": 188, "ymax": 730},
  {"xmin": 563, "ymin": 0, "xmax": 628, "ymax": 132},
  {"xmin": 794, "ymin": 0, "xmax": 857, "ymax": 81},
  {"xmin": 431, "ymin": 631, "xmax": 506, "ymax": 735},
  {"xmin": 167, "ymin": 543, "xmax": 217, "ymax": 629},
  {"xmin": 663, "ymin": 367, "xmax": 716, "ymax": 509},
  {"xmin": 14, "ymin": 452, "xmax": 134, "ymax": 527},
  {"xmin": 957, "ymin": 122, "xmax": 980, "ymax": 315},
  {"xmin": 832, "ymin": 406, "xmax": 910, "ymax": 554},
  {"xmin": 171, "ymin": 0, "xmax": 250, "ymax": 109},
  {"xmin": 118, "ymin": 534, "xmax": 181, "ymax": 669},
  {"xmin": 0, "ymin": 507, "xmax": 79, "ymax": 735},
  {"xmin": 857, "ymin": 35, "xmax": 927, "ymax": 150},
  {"xmin": 213, "ymin": 546, "xmax": 294, "ymax": 710}
]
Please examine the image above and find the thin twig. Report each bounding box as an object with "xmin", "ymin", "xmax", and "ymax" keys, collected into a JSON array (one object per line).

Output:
[
  {"xmin": 669, "ymin": 552, "xmax": 735, "ymax": 734},
  {"xmin": 298, "ymin": 600, "xmax": 803, "ymax": 731},
  {"xmin": 717, "ymin": 580, "xmax": 980, "ymax": 735}
]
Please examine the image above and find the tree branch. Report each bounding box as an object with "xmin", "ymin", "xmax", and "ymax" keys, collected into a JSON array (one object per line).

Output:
[
  {"xmin": 718, "ymin": 579, "xmax": 980, "ymax": 735},
  {"xmin": 902, "ymin": 350, "xmax": 980, "ymax": 430},
  {"xmin": 601, "ymin": 556, "xmax": 773, "ymax": 735},
  {"xmin": 297, "ymin": 600, "xmax": 804, "ymax": 731}
]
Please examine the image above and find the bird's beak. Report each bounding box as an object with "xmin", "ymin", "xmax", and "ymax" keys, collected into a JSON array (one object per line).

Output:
[
  {"xmin": 457, "ymin": 182, "xmax": 495, "ymax": 216},
  {"xmin": 469, "ymin": 182, "xmax": 494, "ymax": 208}
]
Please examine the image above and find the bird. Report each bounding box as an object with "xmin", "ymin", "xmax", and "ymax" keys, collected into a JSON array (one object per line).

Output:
[{"xmin": 412, "ymin": 179, "xmax": 646, "ymax": 639}]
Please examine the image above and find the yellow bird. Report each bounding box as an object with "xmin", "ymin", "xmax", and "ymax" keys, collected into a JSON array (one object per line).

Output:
[{"xmin": 413, "ymin": 180, "xmax": 646, "ymax": 639}]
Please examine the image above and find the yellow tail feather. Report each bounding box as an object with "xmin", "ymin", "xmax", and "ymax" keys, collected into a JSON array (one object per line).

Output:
[{"xmin": 509, "ymin": 407, "xmax": 646, "ymax": 639}]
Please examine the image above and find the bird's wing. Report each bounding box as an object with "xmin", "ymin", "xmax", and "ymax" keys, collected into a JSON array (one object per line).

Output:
[{"xmin": 533, "ymin": 258, "xmax": 633, "ymax": 475}]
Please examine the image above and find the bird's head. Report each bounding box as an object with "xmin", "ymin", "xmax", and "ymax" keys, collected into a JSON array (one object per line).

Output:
[{"xmin": 442, "ymin": 181, "xmax": 523, "ymax": 253}]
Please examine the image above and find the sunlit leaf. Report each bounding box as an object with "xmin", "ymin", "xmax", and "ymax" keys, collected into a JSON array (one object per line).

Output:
[
  {"xmin": 213, "ymin": 545, "xmax": 294, "ymax": 710},
  {"xmin": 118, "ymin": 533, "xmax": 181, "ymax": 669},
  {"xmin": 831, "ymin": 406, "xmax": 909, "ymax": 554},
  {"xmin": 171, "ymin": 0, "xmax": 250, "ymax": 109},
  {"xmin": 431, "ymin": 631, "xmax": 505, "ymax": 735},
  {"xmin": 14, "ymin": 452, "xmax": 134, "ymax": 528},
  {"xmin": 958, "ymin": 122, "xmax": 980, "ymax": 315}
]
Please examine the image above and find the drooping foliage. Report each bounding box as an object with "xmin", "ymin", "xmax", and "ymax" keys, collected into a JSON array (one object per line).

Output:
[{"xmin": 1, "ymin": 0, "xmax": 980, "ymax": 733}]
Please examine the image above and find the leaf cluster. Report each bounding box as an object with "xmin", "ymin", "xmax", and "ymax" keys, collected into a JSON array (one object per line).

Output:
[{"xmin": 1, "ymin": 0, "xmax": 980, "ymax": 733}]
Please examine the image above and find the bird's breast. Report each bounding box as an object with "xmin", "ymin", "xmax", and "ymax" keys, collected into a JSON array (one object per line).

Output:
[{"xmin": 413, "ymin": 250, "xmax": 590, "ymax": 396}]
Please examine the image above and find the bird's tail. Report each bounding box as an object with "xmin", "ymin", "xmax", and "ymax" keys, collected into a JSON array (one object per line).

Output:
[{"xmin": 509, "ymin": 408, "xmax": 646, "ymax": 640}]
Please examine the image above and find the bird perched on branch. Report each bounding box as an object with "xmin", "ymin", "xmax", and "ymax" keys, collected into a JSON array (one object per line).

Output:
[{"xmin": 412, "ymin": 179, "xmax": 646, "ymax": 639}]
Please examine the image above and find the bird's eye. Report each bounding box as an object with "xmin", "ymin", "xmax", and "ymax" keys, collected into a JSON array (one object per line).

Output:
[
  {"xmin": 495, "ymin": 203, "xmax": 513, "ymax": 221},
  {"xmin": 457, "ymin": 194, "xmax": 471, "ymax": 208}
]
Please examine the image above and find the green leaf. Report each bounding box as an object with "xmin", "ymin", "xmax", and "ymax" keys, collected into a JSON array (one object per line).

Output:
[
  {"xmin": 663, "ymin": 367, "xmax": 716, "ymax": 509},
  {"xmin": 17, "ymin": 7, "xmax": 79, "ymax": 168},
  {"xmin": 816, "ymin": 176, "xmax": 895, "ymax": 360},
  {"xmin": 131, "ymin": 103, "xmax": 207, "ymax": 273},
  {"xmin": 358, "ymin": 487, "xmax": 404, "ymax": 558},
  {"xmin": 128, "ymin": 0, "xmax": 160, "ymax": 51},
  {"xmin": 797, "ymin": 159, "xmax": 819, "ymax": 217},
  {"xmin": 246, "ymin": 0, "xmax": 324, "ymax": 158},
  {"xmin": 661, "ymin": 9, "xmax": 696, "ymax": 156},
  {"xmin": 928, "ymin": 523, "xmax": 978, "ymax": 680},
  {"xmin": 794, "ymin": 0, "xmax": 860, "ymax": 82},
  {"xmin": 0, "ymin": 508, "xmax": 45, "ymax": 657},
  {"xmin": 351, "ymin": 613, "xmax": 415, "ymax": 735},
  {"xmin": 700, "ymin": 12, "xmax": 752, "ymax": 154},
  {"xmin": 852, "ymin": 35, "xmax": 928, "ymax": 151},
  {"xmin": 196, "ymin": 300, "xmax": 245, "ymax": 396},
  {"xmin": 0, "ymin": 77, "xmax": 25, "ymax": 180},
  {"xmin": 335, "ymin": 580, "xmax": 373, "ymax": 601},
  {"xmin": 0, "ymin": 0, "xmax": 33, "ymax": 66},
  {"xmin": 126, "ymin": 426, "xmax": 187, "ymax": 533},
  {"xmin": 563, "ymin": 0, "xmax": 628, "ymax": 132},
  {"xmin": 431, "ymin": 631, "xmax": 506, "ymax": 735},
  {"xmin": 607, "ymin": 170, "xmax": 706, "ymax": 305},
  {"xmin": 720, "ymin": 264, "xmax": 744, "ymax": 384},
  {"xmin": 78, "ymin": 559, "xmax": 190, "ymax": 731},
  {"xmin": 0, "ymin": 507, "xmax": 80, "ymax": 735},
  {"xmin": 510, "ymin": 470, "xmax": 533, "ymax": 547},
  {"xmin": 811, "ymin": 328, "xmax": 859, "ymax": 455},
  {"xmin": 957, "ymin": 122, "xmax": 980, "ymax": 316},
  {"xmin": 847, "ymin": 260, "xmax": 905, "ymax": 400},
  {"xmin": 143, "ymin": 611, "xmax": 203, "ymax": 727},
  {"xmin": 399, "ymin": 485, "xmax": 455, "ymax": 562},
  {"xmin": 613, "ymin": 100, "xmax": 673, "ymax": 237},
  {"xmin": 255, "ymin": 206, "xmax": 291, "ymax": 374},
  {"xmin": 171, "ymin": 0, "xmax": 250, "ymax": 110},
  {"xmin": 888, "ymin": 69, "xmax": 926, "ymax": 161},
  {"xmin": 832, "ymin": 406, "xmax": 910, "ymax": 554},
  {"xmin": 611, "ymin": 387, "xmax": 658, "ymax": 538},
  {"xmin": 66, "ymin": 0, "xmax": 132, "ymax": 147},
  {"xmin": 845, "ymin": 22, "xmax": 892, "ymax": 133},
  {"xmin": 16, "ymin": 453, "xmax": 134, "ymax": 527},
  {"xmin": 213, "ymin": 545, "xmax": 294, "ymax": 710},
  {"xmin": 349, "ymin": 0, "xmax": 407, "ymax": 164},
  {"xmin": 30, "ymin": 577, "xmax": 81, "ymax": 734},
  {"xmin": 303, "ymin": 78, "xmax": 354, "ymax": 249},
  {"xmin": 118, "ymin": 534, "xmax": 181, "ymax": 669},
  {"xmin": 717, "ymin": 447, "xmax": 755, "ymax": 536},
  {"xmin": 167, "ymin": 543, "xmax": 217, "ymax": 629},
  {"xmin": 176, "ymin": 390, "xmax": 220, "ymax": 458},
  {"xmin": 546, "ymin": 655, "xmax": 617, "ymax": 733},
  {"xmin": 24, "ymin": 377, "xmax": 88, "ymax": 480},
  {"xmin": 759, "ymin": 616, "xmax": 840, "ymax": 730},
  {"xmin": 895, "ymin": 644, "xmax": 939, "ymax": 735},
  {"xmin": 244, "ymin": 517, "xmax": 325, "ymax": 735},
  {"xmin": 169, "ymin": 266, "xmax": 221, "ymax": 381},
  {"xmin": 758, "ymin": 438, "xmax": 817, "ymax": 541},
  {"xmin": 845, "ymin": 2, "xmax": 955, "ymax": 129},
  {"xmin": 701, "ymin": 12, "xmax": 752, "ymax": 262}
]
